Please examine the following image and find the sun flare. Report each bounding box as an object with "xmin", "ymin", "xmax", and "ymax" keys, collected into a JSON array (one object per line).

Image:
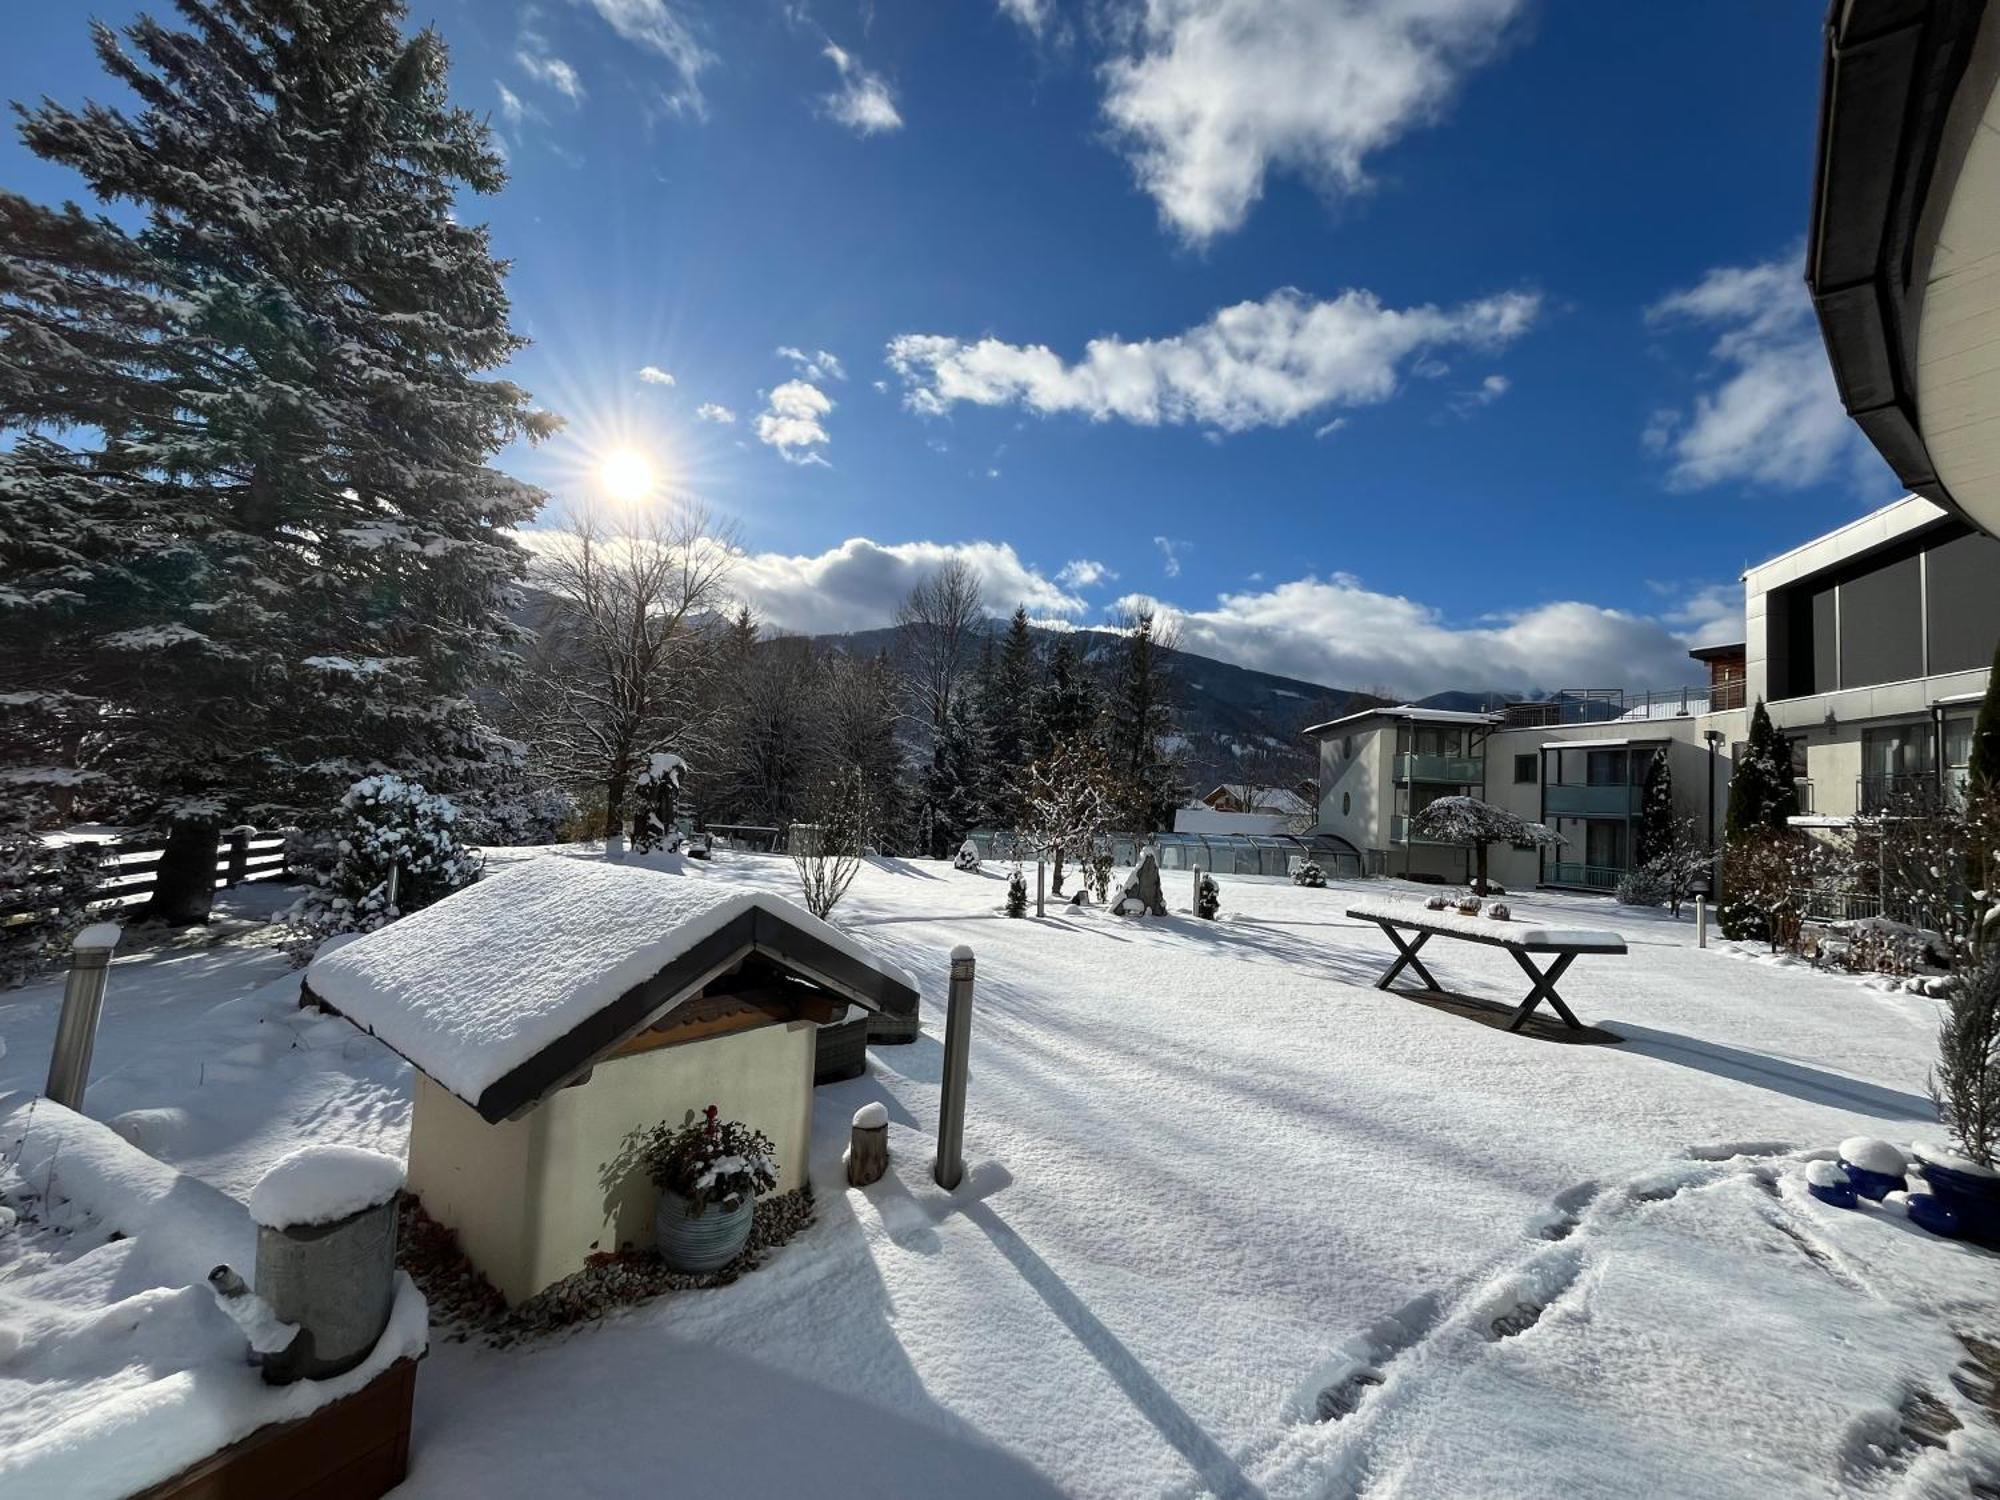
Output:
[{"xmin": 599, "ymin": 446, "xmax": 656, "ymax": 503}]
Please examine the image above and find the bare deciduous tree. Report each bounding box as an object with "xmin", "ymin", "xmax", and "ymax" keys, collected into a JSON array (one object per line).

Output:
[
  {"xmin": 509, "ymin": 503, "xmax": 736, "ymax": 838},
  {"xmin": 896, "ymin": 558, "xmax": 985, "ymax": 851}
]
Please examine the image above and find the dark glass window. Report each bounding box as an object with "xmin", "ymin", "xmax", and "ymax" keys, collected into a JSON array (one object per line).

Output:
[
  {"xmin": 1926, "ymin": 527, "xmax": 2000, "ymax": 675},
  {"xmin": 1513, "ymin": 753, "xmax": 1537, "ymax": 784},
  {"xmin": 1840, "ymin": 550, "xmax": 1923, "ymax": 687},
  {"xmin": 1586, "ymin": 749, "xmax": 1628, "ymax": 786}
]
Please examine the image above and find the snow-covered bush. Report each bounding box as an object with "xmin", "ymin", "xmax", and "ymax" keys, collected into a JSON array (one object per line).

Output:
[
  {"xmin": 1615, "ymin": 865, "xmax": 1668, "ymax": 908},
  {"xmin": 1424, "ymin": 894, "xmax": 1449, "ymax": 911},
  {"xmin": 0, "ymin": 819, "xmax": 104, "ymax": 988},
  {"xmin": 457, "ymin": 783, "xmax": 579, "ymax": 848},
  {"xmin": 631, "ymin": 752, "xmax": 687, "ymax": 854},
  {"xmin": 1930, "ymin": 955, "xmax": 2000, "ymax": 1168},
  {"xmin": 1005, "ymin": 867, "xmax": 1028, "ymax": 917},
  {"xmin": 292, "ymin": 775, "xmax": 478, "ymax": 942},
  {"xmin": 1488, "ymin": 902, "xmax": 1511, "ymax": 921},
  {"xmin": 1292, "ymin": 862, "xmax": 1325, "ymax": 888},
  {"xmin": 1196, "ymin": 873, "xmax": 1220, "ymax": 920},
  {"xmin": 953, "ymin": 839, "xmax": 981, "ymax": 873},
  {"xmin": 1087, "ymin": 849, "xmax": 1114, "ymax": 904},
  {"xmin": 636, "ymin": 1105, "xmax": 778, "ymax": 1218}
]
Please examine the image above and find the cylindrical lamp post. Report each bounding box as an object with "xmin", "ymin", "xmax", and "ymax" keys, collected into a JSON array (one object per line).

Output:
[
  {"xmin": 934, "ymin": 946, "xmax": 975, "ymax": 1190},
  {"xmin": 46, "ymin": 922, "xmax": 122, "ymax": 1110}
]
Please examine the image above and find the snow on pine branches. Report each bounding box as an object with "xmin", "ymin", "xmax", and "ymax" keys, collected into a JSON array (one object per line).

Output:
[{"xmin": 291, "ymin": 775, "xmax": 479, "ymax": 944}]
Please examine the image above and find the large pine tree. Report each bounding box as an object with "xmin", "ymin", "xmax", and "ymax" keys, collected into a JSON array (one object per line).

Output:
[
  {"xmin": 1031, "ymin": 637, "xmax": 1099, "ymax": 762},
  {"xmin": 1635, "ymin": 747, "xmax": 1674, "ymax": 866},
  {"xmin": 1104, "ymin": 609, "xmax": 1182, "ymax": 834},
  {"xmin": 979, "ymin": 606, "xmax": 1038, "ymax": 828},
  {"xmin": 0, "ymin": 1, "xmax": 555, "ymax": 919}
]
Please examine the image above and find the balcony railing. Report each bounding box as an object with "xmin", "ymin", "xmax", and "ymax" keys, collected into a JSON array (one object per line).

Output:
[
  {"xmin": 1542, "ymin": 783, "xmax": 1646, "ymax": 818},
  {"xmin": 1390, "ymin": 815, "xmax": 1465, "ymax": 846},
  {"xmin": 1709, "ymin": 678, "xmax": 1746, "ymax": 712},
  {"xmin": 1857, "ymin": 769, "xmax": 1970, "ymax": 816},
  {"xmin": 1546, "ymin": 861, "xmax": 1625, "ymax": 891},
  {"xmin": 1396, "ymin": 753, "xmax": 1484, "ymax": 785}
]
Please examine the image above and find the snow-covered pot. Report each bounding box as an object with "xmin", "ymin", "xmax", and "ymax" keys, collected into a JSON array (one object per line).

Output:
[
  {"xmin": 655, "ymin": 1187, "xmax": 756, "ymax": 1272},
  {"xmin": 1908, "ymin": 1192, "xmax": 1961, "ymax": 1240},
  {"xmin": 1912, "ymin": 1144, "xmax": 2000, "ymax": 1245},
  {"xmin": 1836, "ymin": 1137, "xmax": 1906, "ymax": 1202},
  {"xmin": 249, "ymin": 1146, "xmax": 403, "ymax": 1384},
  {"xmin": 1804, "ymin": 1159, "xmax": 1857, "ymax": 1210}
]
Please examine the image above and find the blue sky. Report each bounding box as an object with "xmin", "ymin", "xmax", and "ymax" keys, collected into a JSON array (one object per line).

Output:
[{"xmin": 4, "ymin": 1, "xmax": 1895, "ymax": 697}]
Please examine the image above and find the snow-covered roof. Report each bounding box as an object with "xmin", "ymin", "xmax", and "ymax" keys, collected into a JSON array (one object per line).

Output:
[
  {"xmin": 0, "ymin": 1097, "xmax": 427, "ymax": 1500},
  {"xmin": 1202, "ymin": 784, "xmax": 1313, "ymax": 815},
  {"xmin": 305, "ymin": 859, "xmax": 919, "ymax": 1121},
  {"xmin": 1302, "ymin": 704, "xmax": 1502, "ymax": 736}
]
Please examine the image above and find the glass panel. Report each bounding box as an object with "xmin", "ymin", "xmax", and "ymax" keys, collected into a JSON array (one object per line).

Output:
[
  {"xmin": 1944, "ymin": 716, "xmax": 1974, "ymax": 771},
  {"xmin": 1840, "ymin": 551, "xmax": 1923, "ymax": 688},
  {"xmin": 1584, "ymin": 820, "xmax": 1627, "ymax": 871},
  {"xmin": 1925, "ymin": 527, "xmax": 2000, "ymax": 674},
  {"xmin": 1586, "ymin": 749, "xmax": 1627, "ymax": 786}
]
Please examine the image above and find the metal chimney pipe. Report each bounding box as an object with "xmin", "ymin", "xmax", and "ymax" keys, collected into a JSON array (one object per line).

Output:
[
  {"xmin": 46, "ymin": 923, "xmax": 121, "ymax": 1110},
  {"xmin": 934, "ymin": 946, "xmax": 975, "ymax": 1190}
]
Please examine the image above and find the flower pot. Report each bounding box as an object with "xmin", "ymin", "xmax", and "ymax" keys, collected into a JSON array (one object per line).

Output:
[
  {"xmin": 1913, "ymin": 1145, "xmax": 2000, "ymax": 1247},
  {"xmin": 1908, "ymin": 1193, "xmax": 1961, "ymax": 1240},
  {"xmin": 1836, "ymin": 1138, "xmax": 1907, "ymax": 1202},
  {"xmin": 654, "ymin": 1187, "xmax": 756, "ymax": 1273}
]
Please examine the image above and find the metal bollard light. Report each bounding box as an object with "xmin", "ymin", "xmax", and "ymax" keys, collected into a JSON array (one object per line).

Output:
[
  {"xmin": 1035, "ymin": 859, "xmax": 1045, "ymax": 918},
  {"xmin": 1696, "ymin": 895, "xmax": 1708, "ymax": 949},
  {"xmin": 1192, "ymin": 864, "xmax": 1203, "ymax": 913},
  {"xmin": 46, "ymin": 922, "xmax": 122, "ymax": 1110},
  {"xmin": 934, "ymin": 946, "xmax": 976, "ymax": 1190}
]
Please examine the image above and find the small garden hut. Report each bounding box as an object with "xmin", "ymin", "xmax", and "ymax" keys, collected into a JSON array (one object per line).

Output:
[{"xmin": 303, "ymin": 859, "xmax": 919, "ymax": 1304}]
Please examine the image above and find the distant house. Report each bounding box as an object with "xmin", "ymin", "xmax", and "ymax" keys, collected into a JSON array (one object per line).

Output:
[
  {"xmin": 305, "ymin": 859, "xmax": 919, "ymax": 1304},
  {"xmin": 1303, "ymin": 495, "xmax": 1996, "ymax": 892}
]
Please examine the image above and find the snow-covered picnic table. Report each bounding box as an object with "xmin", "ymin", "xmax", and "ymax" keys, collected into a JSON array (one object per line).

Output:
[{"xmin": 1344, "ymin": 899, "xmax": 1628, "ymax": 1032}]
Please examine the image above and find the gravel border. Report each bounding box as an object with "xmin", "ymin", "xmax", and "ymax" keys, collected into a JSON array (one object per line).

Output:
[{"xmin": 397, "ymin": 1187, "xmax": 815, "ymax": 1348}]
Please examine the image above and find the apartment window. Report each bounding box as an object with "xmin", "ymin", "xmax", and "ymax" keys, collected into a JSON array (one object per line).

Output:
[
  {"xmin": 1513, "ymin": 753, "xmax": 1537, "ymax": 784},
  {"xmin": 1586, "ymin": 749, "xmax": 1628, "ymax": 786},
  {"xmin": 1926, "ymin": 529, "xmax": 2000, "ymax": 673}
]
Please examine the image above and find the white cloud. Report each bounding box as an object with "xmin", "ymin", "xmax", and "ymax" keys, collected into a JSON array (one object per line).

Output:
[
  {"xmin": 516, "ymin": 41, "xmax": 586, "ymax": 102},
  {"xmin": 1100, "ymin": 0, "xmax": 1522, "ymax": 243},
  {"xmin": 729, "ymin": 539, "xmax": 1085, "ymax": 633},
  {"xmin": 755, "ymin": 380, "xmax": 834, "ymax": 465},
  {"xmin": 778, "ymin": 346, "xmax": 846, "ymax": 382},
  {"xmin": 998, "ymin": 0, "xmax": 1048, "ymax": 34},
  {"xmin": 637, "ymin": 365, "xmax": 675, "ymax": 386},
  {"xmin": 496, "ymin": 81, "xmax": 531, "ymax": 128},
  {"xmin": 1057, "ymin": 558, "xmax": 1115, "ymax": 588},
  {"xmin": 821, "ymin": 43, "xmax": 904, "ymax": 134},
  {"xmin": 1116, "ymin": 574, "xmax": 1713, "ymax": 698},
  {"xmin": 695, "ymin": 402, "xmax": 737, "ymax": 424},
  {"xmin": 1314, "ymin": 417, "xmax": 1348, "ymax": 440},
  {"xmin": 571, "ymin": 0, "xmax": 713, "ymax": 115},
  {"xmin": 1645, "ymin": 250, "xmax": 1872, "ymax": 491},
  {"xmin": 1153, "ymin": 536, "xmax": 1188, "ymax": 577},
  {"xmin": 888, "ymin": 286, "xmax": 1537, "ymax": 431}
]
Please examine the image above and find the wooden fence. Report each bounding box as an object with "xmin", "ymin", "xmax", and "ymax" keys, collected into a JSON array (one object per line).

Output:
[{"xmin": 4, "ymin": 828, "xmax": 294, "ymax": 926}]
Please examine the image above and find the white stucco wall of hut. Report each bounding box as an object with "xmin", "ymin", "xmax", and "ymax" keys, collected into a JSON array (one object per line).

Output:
[{"xmin": 405, "ymin": 1018, "xmax": 818, "ymax": 1305}]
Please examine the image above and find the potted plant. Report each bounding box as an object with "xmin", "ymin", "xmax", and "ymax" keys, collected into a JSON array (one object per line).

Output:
[
  {"xmin": 639, "ymin": 1105, "xmax": 779, "ymax": 1272},
  {"xmin": 1915, "ymin": 954, "xmax": 1999, "ymax": 1245}
]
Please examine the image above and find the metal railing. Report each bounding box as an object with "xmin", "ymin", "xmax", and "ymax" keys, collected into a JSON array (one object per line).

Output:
[
  {"xmin": 1545, "ymin": 861, "xmax": 1625, "ymax": 891},
  {"xmin": 1709, "ymin": 678, "xmax": 1746, "ymax": 712},
  {"xmin": 1542, "ymin": 783, "xmax": 1646, "ymax": 818},
  {"xmin": 1856, "ymin": 770, "xmax": 1969, "ymax": 816},
  {"xmin": 1395, "ymin": 753, "xmax": 1484, "ymax": 785}
]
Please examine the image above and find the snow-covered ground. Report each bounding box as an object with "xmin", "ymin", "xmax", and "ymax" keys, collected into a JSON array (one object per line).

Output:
[{"xmin": 3, "ymin": 851, "xmax": 1997, "ymax": 1498}]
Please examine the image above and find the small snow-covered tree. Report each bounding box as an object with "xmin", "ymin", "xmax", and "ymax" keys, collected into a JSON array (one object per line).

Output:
[
  {"xmin": 1105, "ymin": 608, "xmax": 1184, "ymax": 834},
  {"xmin": 1725, "ymin": 701, "xmax": 1799, "ymax": 838},
  {"xmin": 631, "ymin": 753, "xmax": 687, "ymax": 854},
  {"xmin": 793, "ymin": 771, "xmax": 864, "ymax": 920},
  {"xmin": 1720, "ymin": 828, "xmax": 1801, "ymax": 949},
  {"xmin": 1930, "ymin": 953, "xmax": 2000, "ymax": 1168},
  {"xmin": 1005, "ymin": 866, "xmax": 1028, "ymax": 918},
  {"xmin": 1409, "ymin": 796, "xmax": 1562, "ymax": 896},
  {"xmin": 297, "ymin": 775, "xmax": 479, "ymax": 938},
  {"xmin": 1020, "ymin": 739, "xmax": 1115, "ymax": 896},
  {"xmin": 1636, "ymin": 750, "xmax": 1675, "ymax": 867}
]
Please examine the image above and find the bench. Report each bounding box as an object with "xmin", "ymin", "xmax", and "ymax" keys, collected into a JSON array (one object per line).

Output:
[{"xmin": 1345, "ymin": 900, "xmax": 1627, "ymax": 1033}]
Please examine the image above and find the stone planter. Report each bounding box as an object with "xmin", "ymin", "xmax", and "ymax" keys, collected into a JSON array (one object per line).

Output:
[{"xmin": 654, "ymin": 1187, "xmax": 755, "ymax": 1272}]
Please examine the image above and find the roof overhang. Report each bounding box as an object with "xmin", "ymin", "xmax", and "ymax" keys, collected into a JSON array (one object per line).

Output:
[{"xmin": 1807, "ymin": 0, "xmax": 2000, "ymax": 538}]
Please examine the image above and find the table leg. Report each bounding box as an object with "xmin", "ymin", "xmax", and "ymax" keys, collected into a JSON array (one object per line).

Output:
[
  {"xmin": 1376, "ymin": 924, "xmax": 1441, "ymax": 993},
  {"xmin": 1507, "ymin": 950, "xmax": 1581, "ymax": 1031}
]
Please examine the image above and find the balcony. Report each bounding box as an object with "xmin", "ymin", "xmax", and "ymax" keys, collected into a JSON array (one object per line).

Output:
[
  {"xmin": 1545, "ymin": 862, "xmax": 1624, "ymax": 891},
  {"xmin": 1542, "ymin": 783, "xmax": 1646, "ymax": 818},
  {"xmin": 1709, "ymin": 678, "xmax": 1746, "ymax": 712},
  {"xmin": 1396, "ymin": 753, "xmax": 1484, "ymax": 785}
]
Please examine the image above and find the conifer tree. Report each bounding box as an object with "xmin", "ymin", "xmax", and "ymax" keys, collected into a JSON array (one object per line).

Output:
[
  {"xmin": 0, "ymin": 1, "xmax": 555, "ymax": 920},
  {"xmin": 981, "ymin": 606, "xmax": 1038, "ymax": 827},
  {"xmin": 1636, "ymin": 748, "xmax": 1675, "ymax": 866},
  {"xmin": 1725, "ymin": 700, "xmax": 1799, "ymax": 838},
  {"xmin": 1031, "ymin": 637, "xmax": 1100, "ymax": 759},
  {"xmin": 1105, "ymin": 608, "xmax": 1183, "ymax": 833}
]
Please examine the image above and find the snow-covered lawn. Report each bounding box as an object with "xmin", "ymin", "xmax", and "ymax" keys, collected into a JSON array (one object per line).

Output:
[{"xmin": 4, "ymin": 852, "xmax": 1998, "ymax": 1498}]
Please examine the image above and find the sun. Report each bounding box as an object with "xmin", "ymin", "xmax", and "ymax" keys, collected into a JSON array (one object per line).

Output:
[{"xmin": 599, "ymin": 446, "xmax": 656, "ymax": 503}]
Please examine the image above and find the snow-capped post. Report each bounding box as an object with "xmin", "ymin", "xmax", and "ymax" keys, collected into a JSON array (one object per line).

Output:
[
  {"xmin": 848, "ymin": 1101, "xmax": 889, "ymax": 1187},
  {"xmin": 935, "ymin": 946, "xmax": 976, "ymax": 1190},
  {"xmin": 45, "ymin": 922, "xmax": 121, "ymax": 1110},
  {"xmin": 249, "ymin": 1146, "xmax": 403, "ymax": 1384}
]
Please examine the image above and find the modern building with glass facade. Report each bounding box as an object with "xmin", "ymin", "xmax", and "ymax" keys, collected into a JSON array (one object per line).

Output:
[{"xmin": 1305, "ymin": 494, "xmax": 1994, "ymax": 892}]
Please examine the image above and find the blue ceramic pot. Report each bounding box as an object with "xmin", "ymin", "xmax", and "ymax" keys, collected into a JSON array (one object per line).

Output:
[
  {"xmin": 1916, "ymin": 1157, "xmax": 2000, "ymax": 1247},
  {"xmin": 1837, "ymin": 1159, "xmax": 1906, "ymax": 1202},
  {"xmin": 654, "ymin": 1187, "xmax": 756, "ymax": 1272},
  {"xmin": 1807, "ymin": 1178, "xmax": 1857, "ymax": 1210},
  {"xmin": 1907, "ymin": 1193, "xmax": 1961, "ymax": 1240}
]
